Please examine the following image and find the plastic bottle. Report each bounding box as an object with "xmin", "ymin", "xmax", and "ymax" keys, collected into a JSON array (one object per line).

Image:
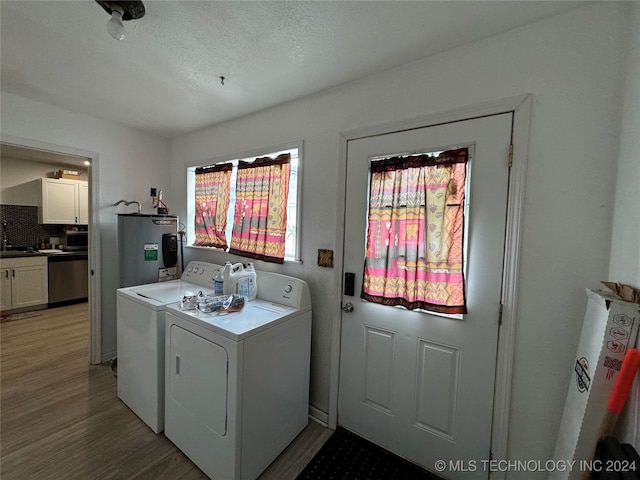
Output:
[
  {"xmin": 222, "ymin": 262, "xmax": 245, "ymax": 296},
  {"xmin": 243, "ymin": 263, "xmax": 258, "ymax": 301},
  {"xmin": 213, "ymin": 268, "xmax": 224, "ymax": 295},
  {"xmin": 220, "ymin": 261, "xmax": 236, "ymax": 295},
  {"xmin": 222, "ymin": 262, "xmax": 257, "ymax": 300}
]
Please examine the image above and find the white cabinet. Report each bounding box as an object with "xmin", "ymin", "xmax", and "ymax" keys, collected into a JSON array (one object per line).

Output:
[
  {"xmin": 0, "ymin": 256, "xmax": 49, "ymax": 312},
  {"xmin": 78, "ymin": 181, "xmax": 89, "ymax": 224},
  {"xmin": 39, "ymin": 178, "xmax": 89, "ymax": 225},
  {"xmin": 0, "ymin": 267, "xmax": 12, "ymax": 311}
]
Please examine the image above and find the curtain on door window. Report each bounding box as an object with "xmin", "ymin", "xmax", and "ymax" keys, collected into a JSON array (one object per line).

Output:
[
  {"xmin": 361, "ymin": 148, "xmax": 468, "ymax": 314},
  {"xmin": 229, "ymin": 153, "xmax": 291, "ymax": 264},
  {"xmin": 194, "ymin": 163, "xmax": 233, "ymax": 248}
]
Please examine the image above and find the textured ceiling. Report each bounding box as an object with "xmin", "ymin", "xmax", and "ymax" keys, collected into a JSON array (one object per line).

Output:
[{"xmin": 1, "ymin": 0, "xmax": 588, "ymax": 139}]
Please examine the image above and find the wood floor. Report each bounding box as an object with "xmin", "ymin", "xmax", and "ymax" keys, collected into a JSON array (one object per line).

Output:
[{"xmin": 0, "ymin": 303, "xmax": 333, "ymax": 479}]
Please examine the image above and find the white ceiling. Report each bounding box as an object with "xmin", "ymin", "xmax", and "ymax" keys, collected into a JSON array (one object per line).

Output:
[{"xmin": 1, "ymin": 0, "xmax": 589, "ymax": 139}]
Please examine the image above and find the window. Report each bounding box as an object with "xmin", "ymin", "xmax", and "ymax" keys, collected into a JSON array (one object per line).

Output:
[
  {"xmin": 188, "ymin": 146, "xmax": 300, "ymax": 262},
  {"xmin": 361, "ymin": 147, "xmax": 468, "ymax": 314}
]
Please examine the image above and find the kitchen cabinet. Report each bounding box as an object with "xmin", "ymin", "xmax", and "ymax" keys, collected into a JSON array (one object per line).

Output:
[
  {"xmin": 39, "ymin": 178, "xmax": 89, "ymax": 225},
  {"xmin": 78, "ymin": 181, "xmax": 89, "ymax": 224},
  {"xmin": 0, "ymin": 256, "xmax": 48, "ymax": 312}
]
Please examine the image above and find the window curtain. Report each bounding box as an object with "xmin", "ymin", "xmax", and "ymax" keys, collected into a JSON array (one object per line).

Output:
[
  {"xmin": 361, "ymin": 148, "xmax": 468, "ymax": 314},
  {"xmin": 193, "ymin": 163, "xmax": 233, "ymax": 248},
  {"xmin": 229, "ymin": 153, "xmax": 291, "ymax": 263}
]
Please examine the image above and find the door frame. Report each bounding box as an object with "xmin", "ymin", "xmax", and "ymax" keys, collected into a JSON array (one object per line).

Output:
[
  {"xmin": 1, "ymin": 133, "xmax": 102, "ymax": 365},
  {"xmin": 329, "ymin": 94, "xmax": 531, "ymax": 474}
]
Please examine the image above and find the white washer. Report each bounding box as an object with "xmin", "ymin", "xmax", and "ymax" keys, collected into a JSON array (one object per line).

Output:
[
  {"xmin": 164, "ymin": 271, "xmax": 312, "ymax": 480},
  {"xmin": 116, "ymin": 261, "xmax": 222, "ymax": 433}
]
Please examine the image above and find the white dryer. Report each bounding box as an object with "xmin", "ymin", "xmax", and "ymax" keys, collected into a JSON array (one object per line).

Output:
[
  {"xmin": 116, "ymin": 261, "xmax": 222, "ymax": 433},
  {"xmin": 164, "ymin": 271, "xmax": 312, "ymax": 480}
]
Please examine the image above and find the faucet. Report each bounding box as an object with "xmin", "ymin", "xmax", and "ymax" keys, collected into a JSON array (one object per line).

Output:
[
  {"xmin": 113, "ymin": 199, "xmax": 141, "ymax": 214},
  {"xmin": 2, "ymin": 221, "xmax": 8, "ymax": 251}
]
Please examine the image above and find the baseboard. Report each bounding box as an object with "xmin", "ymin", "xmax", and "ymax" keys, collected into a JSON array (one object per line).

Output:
[
  {"xmin": 309, "ymin": 405, "xmax": 329, "ymax": 426},
  {"xmin": 101, "ymin": 350, "xmax": 116, "ymax": 364}
]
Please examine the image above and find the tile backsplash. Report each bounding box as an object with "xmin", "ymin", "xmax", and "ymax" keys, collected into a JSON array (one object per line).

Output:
[{"xmin": 1, "ymin": 204, "xmax": 64, "ymax": 248}]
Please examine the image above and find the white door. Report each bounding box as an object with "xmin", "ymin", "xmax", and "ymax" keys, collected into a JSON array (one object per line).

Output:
[
  {"xmin": 41, "ymin": 178, "xmax": 78, "ymax": 224},
  {"xmin": 11, "ymin": 264, "xmax": 49, "ymax": 308},
  {"xmin": 339, "ymin": 114, "xmax": 512, "ymax": 479},
  {"xmin": 1, "ymin": 268, "xmax": 12, "ymax": 311},
  {"xmin": 168, "ymin": 325, "xmax": 228, "ymax": 436},
  {"xmin": 78, "ymin": 181, "xmax": 89, "ymax": 224}
]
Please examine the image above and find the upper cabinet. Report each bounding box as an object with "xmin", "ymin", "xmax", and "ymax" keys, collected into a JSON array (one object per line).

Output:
[
  {"xmin": 39, "ymin": 178, "xmax": 89, "ymax": 225},
  {"xmin": 78, "ymin": 181, "xmax": 89, "ymax": 224}
]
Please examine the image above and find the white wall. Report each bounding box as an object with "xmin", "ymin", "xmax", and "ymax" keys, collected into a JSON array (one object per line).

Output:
[
  {"xmin": 170, "ymin": 2, "xmax": 633, "ymax": 473},
  {"xmin": 0, "ymin": 92, "xmax": 171, "ymax": 358},
  {"xmin": 1, "ymin": 157, "xmax": 88, "ymax": 206},
  {"xmin": 609, "ymin": 2, "xmax": 640, "ymax": 287},
  {"xmin": 609, "ymin": 1, "xmax": 640, "ymax": 451}
]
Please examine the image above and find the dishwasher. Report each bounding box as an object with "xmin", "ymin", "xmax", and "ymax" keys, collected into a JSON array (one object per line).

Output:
[{"xmin": 48, "ymin": 252, "xmax": 89, "ymax": 305}]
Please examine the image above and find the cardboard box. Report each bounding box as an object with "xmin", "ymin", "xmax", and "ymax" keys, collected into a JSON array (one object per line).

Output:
[
  {"xmin": 60, "ymin": 169, "xmax": 80, "ymax": 179},
  {"xmin": 551, "ymin": 289, "xmax": 640, "ymax": 479},
  {"xmin": 47, "ymin": 169, "xmax": 81, "ymax": 179}
]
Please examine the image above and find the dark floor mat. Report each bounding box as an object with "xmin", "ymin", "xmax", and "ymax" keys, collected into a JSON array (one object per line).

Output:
[{"xmin": 296, "ymin": 427, "xmax": 439, "ymax": 480}]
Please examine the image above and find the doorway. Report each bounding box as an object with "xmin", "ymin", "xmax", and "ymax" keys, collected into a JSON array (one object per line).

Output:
[
  {"xmin": 0, "ymin": 135, "xmax": 100, "ymax": 363},
  {"xmin": 331, "ymin": 95, "xmax": 532, "ymax": 477}
]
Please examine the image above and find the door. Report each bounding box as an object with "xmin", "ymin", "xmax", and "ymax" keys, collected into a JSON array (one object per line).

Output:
[
  {"xmin": 11, "ymin": 263, "xmax": 49, "ymax": 308},
  {"xmin": 168, "ymin": 325, "xmax": 228, "ymax": 435},
  {"xmin": 339, "ymin": 114, "xmax": 512, "ymax": 478},
  {"xmin": 78, "ymin": 181, "xmax": 89, "ymax": 224},
  {"xmin": 40, "ymin": 178, "xmax": 78, "ymax": 224},
  {"xmin": 1, "ymin": 268, "xmax": 12, "ymax": 310}
]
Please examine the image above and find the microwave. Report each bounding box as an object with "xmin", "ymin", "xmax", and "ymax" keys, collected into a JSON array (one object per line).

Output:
[{"xmin": 65, "ymin": 230, "xmax": 88, "ymax": 251}]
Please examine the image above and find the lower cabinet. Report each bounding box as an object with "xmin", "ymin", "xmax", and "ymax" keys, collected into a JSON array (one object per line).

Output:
[{"xmin": 0, "ymin": 257, "xmax": 48, "ymax": 312}]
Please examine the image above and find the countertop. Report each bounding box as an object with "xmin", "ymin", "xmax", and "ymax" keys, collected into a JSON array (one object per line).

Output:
[
  {"xmin": 0, "ymin": 249, "xmax": 88, "ymax": 259},
  {"xmin": 0, "ymin": 250, "xmax": 44, "ymax": 258}
]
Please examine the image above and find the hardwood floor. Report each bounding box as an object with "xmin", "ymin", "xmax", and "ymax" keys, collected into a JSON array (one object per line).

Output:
[{"xmin": 0, "ymin": 303, "xmax": 332, "ymax": 479}]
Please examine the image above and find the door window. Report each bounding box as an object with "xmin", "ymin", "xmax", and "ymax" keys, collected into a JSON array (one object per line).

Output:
[{"xmin": 361, "ymin": 147, "xmax": 468, "ymax": 314}]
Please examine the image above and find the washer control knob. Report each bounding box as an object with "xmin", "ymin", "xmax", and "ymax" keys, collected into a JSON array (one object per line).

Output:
[{"xmin": 285, "ymin": 285, "xmax": 293, "ymax": 294}]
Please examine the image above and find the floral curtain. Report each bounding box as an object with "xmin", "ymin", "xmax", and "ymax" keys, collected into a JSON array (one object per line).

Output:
[
  {"xmin": 228, "ymin": 153, "xmax": 291, "ymax": 263},
  {"xmin": 193, "ymin": 163, "xmax": 233, "ymax": 248},
  {"xmin": 361, "ymin": 148, "xmax": 468, "ymax": 314}
]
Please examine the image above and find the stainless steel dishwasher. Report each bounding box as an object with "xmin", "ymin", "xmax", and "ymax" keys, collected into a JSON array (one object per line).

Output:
[{"xmin": 48, "ymin": 251, "xmax": 89, "ymax": 304}]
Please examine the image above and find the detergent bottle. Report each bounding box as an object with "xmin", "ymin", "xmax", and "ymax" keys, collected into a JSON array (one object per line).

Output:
[
  {"xmin": 243, "ymin": 263, "xmax": 258, "ymax": 301},
  {"xmin": 223, "ymin": 262, "xmax": 258, "ymax": 300}
]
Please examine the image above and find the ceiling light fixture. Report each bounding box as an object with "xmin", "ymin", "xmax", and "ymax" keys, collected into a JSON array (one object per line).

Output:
[
  {"xmin": 95, "ymin": 1, "xmax": 145, "ymax": 41},
  {"xmin": 106, "ymin": 4, "xmax": 125, "ymax": 40}
]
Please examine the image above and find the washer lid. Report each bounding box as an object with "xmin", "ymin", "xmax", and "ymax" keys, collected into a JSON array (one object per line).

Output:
[{"xmin": 123, "ymin": 281, "xmax": 212, "ymax": 304}]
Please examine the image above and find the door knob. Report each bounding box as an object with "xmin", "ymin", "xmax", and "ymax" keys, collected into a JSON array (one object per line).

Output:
[{"xmin": 342, "ymin": 302, "xmax": 354, "ymax": 313}]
